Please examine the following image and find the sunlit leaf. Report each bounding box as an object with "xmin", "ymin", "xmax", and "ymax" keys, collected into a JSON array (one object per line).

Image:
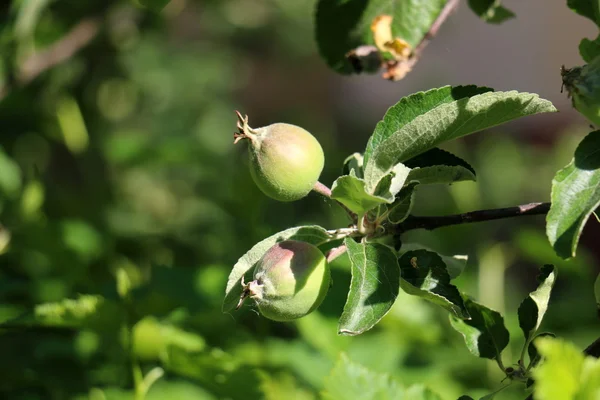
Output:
[
  {"xmin": 398, "ymin": 250, "xmax": 469, "ymax": 318},
  {"xmin": 527, "ymin": 332, "xmax": 556, "ymax": 369},
  {"xmin": 364, "ymin": 86, "xmax": 492, "ymax": 166},
  {"xmin": 322, "ymin": 354, "xmax": 442, "ymax": 400},
  {"xmin": 547, "ymin": 131, "xmax": 600, "ymax": 259},
  {"xmin": 315, "ymin": 0, "xmax": 447, "ymax": 74},
  {"xmin": 405, "ymin": 148, "xmax": 476, "ymax": 185},
  {"xmin": 449, "ymin": 297, "xmax": 509, "ymax": 359},
  {"xmin": 532, "ymin": 336, "xmax": 600, "ymax": 400},
  {"xmin": 518, "ymin": 265, "xmax": 556, "ymax": 346},
  {"xmin": 338, "ymin": 239, "xmax": 400, "ymax": 335},
  {"xmin": 364, "ymin": 90, "xmax": 555, "ymax": 190}
]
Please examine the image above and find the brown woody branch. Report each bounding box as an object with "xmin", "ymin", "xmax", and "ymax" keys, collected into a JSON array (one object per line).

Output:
[
  {"xmin": 394, "ymin": 202, "xmax": 551, "ymax": 234},
  {"xmin": 0, "ymin": 17, "xmax": 101, "ymax": 101}
]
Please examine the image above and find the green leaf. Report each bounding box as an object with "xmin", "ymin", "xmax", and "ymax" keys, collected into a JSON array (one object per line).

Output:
[
  {"xmin": 133, "ymin": 317, "xmax": 205, "ymax": 361},
  {"xmin": 405, "ymin": 148, "xmax": 476, "ymax": 185},
  {"xmin": 332, "ymin": 163, "xmax": 410, "ymax": 215},
  {"xmin": 331, "ymin": 175, "xmax": 393, "ymax": 215},
  {"xmin": 343, "ymin": 152, "xmax": 364, "ymax": 178},
  {"xmin": 315, "ymin": 0, "xmax": 447, "ymax": 74},
  {"xmin": 386, "ymin": 182, "xmax": 418, "ymax": 223},
  {"xmin": 165, "ymin": 347, "xmax": 263, "ymax": 399},
  {"xmin": 3, "ymin": 295, "xmax": 122, "ymax": 330},
  {"xmin": 364, "ymin": 90, "xmax": 556, "ymax": 190},
  {"xmin": 0, "ymin": 147, "xmax": 22, "ymax": 198},
  {"xmin": 322, "ymin": 353, "xmax": 404, "ymax": 400},
  {"xmin": 532, "ymin": 336, "xmax": 600, "ymax": 400},
  {"xmin": 222, "ymin": 226, "xmax": 333, "ymax": 312},
  {"xmin": 138, "ymin": 0, "xmax": 171, "ymax": 12},
  {"xmin": 404, "ymin": 385, "xmax": 443, "ymax": 400},
  {"xmin": 364, "ymin": 86, "xmax": 493, "ymax": 166},
  {"xmin": 338, "ymin": 238, "xmax": 400, "ymax": 335},
  {"xmin": 449, "ymin": 297, "xmax": 510, "ymax": 359},
  {"xmin": 322, "ymin": 354, "xmax": 442, "ymax": 400},
  {"xmin": 398, "ymin": 250, "xmax": 469, "ymax": 318},
  {"xmin": 467, "ymin": 0, "xmax": 515, "ymax": 24},
  {"xmin": 595, "ymin": 273, "xmax": 600, "ymax": 309},
  {"xmin": 400, "ymin": 243, "xmax": 467, "ymax": 279},
  {"xmin": 373, "ymin": 163, "xmax": 411, "ymax": 200},
  {"xmin": 258, "ymin": 371, "xmax": 315, "ymax": 400},
  {"xmin": 580, "ymin": 35, "xmax": 600, "ymax": 63},
  {"xmin": 567, "ymin": 0, "xmax": 600, "ymax": 26},
  {"xmin": 518, "ymin": 265, "xmax": 556, "ymax": 346},
  {"xmin": 527, "ymin": 332, "xmax": 556, "ymax": 370},
  {"xmin": 547, "ymin": 131, "xmax": 600, "ymax": 259}
]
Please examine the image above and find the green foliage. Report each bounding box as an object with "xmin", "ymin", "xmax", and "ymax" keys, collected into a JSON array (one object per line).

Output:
[
  {"xmin": 467, "ymin": 0, "xmax": 515, "ymax": 24},
  {"xmin": 568, "ymin": 0, "xmax": 600, "ymax": 61},
  {"xmin": 579, "ymin": 37, "xmax": 600, "ymax": 63},
  {"xmin": 404, "ymin": 148, "xmax": 476, "ymax": 186},
  {"xmin": 315, "ymin": 0, "xmax": 447, "ymax": 74},
  {"xmin": 364, "ymin": 90, "xmax": 556, "ymax": 191},
  {"xmin": 363, "ymin": 86, "xmax": 492, "ymax": 166},
  {"xmin": 527, "ymin": 332, "xmax": 556, "ymax": 370},
  {"xmin": 547, "ymin": 131, "xmax": 600, "ymax": 259},
  {"xmin": 386, "ymin": 182, "xmax": 417, "ymax": 223},
  {"xmin": 138, "ymin": 0, "xmax": 171, "ymax": 12},
  {"xmin": 532, "ymin": 336, "xmax": 600, "ymax": 400},
  {"xmin": 331, "ymin": 174, "xmax": 398, "ymax": 215},
  {"xmin": 1, "ymin": 0, "xmax": 600, "ymax": 399},
  {"xmin": 322, "ymin": 354, "xmax": 442, "ymax": 400},
  {"xmin": 518, "ymin": 265, "xmax": 557, "ymax": 349},
  {"xmin": 567, "ymin": 0, "xmax": 600, "ymax": 25},
  {"xmin": 398, "ymin": 250, "xmax": 469, "ymax": 318},
  {"xmin": 338, "ymin": 238, "xmax": 400, "ymax": 335},
  {"xmin": 449, "ymin": 297, "xmax": 509, "ymax": 359}
]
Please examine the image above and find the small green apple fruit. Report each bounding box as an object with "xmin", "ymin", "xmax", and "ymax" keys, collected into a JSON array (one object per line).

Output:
[
  {"xmin": 237, "ymin": 240, "xmax": 330, "ymax": 321},
  {"xmin": 234, "ymin": 112, "xmax": 325, "ymax": 202}
]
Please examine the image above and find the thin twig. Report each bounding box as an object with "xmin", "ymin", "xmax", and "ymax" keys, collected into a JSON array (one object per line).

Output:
[
  {"xmin": 326, "ymin": 244, "xmax": 347, "ymax": 263},
  {"xmin": 395, "ymin": 202, "xmax": 551, "ymax": 234},
  {"xmin": 313, "ymin": 181, "xmax": 332, "ymax": 197},
  {"xmin": 313, "ymin": 181, "xmax": 357, "ymax": 222},
  {"xmin": 0, "ymin": 17, "xmax": 101, "ymax": 101}
]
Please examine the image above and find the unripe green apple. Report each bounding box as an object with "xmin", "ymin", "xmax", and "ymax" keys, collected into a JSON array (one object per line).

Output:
[
  {"xmin": 562, "ymin": 58, "xmax": 600, "ymax": 126},
  {"xmin": 234, "ymin": 112, "xmax": 325, "ymax": 202},
  {"xmin": 238, "ymin": 240, "xmax": 330, "ymax": 321}
]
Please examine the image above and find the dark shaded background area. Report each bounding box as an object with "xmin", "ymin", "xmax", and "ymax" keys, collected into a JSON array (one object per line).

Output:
[{"xmin": 0, "ymin": 1, "xmax": 598, "ymax": 399}]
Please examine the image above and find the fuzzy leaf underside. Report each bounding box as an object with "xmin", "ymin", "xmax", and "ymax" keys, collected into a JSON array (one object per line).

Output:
[{"xmin": 364, "ymin": 90, "xmax": 556, "ymax": 191}]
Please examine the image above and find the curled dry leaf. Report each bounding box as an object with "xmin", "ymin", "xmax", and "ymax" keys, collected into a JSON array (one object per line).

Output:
[{"xmin": 371, "ymin": 15, "xmax": 412, "ymax": 61}]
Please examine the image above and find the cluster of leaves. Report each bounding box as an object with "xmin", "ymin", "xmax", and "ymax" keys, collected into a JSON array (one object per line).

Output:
[
  {"xmin": 226, "ymin": 86, "xmax": 556, "ymax": 334},
  {"xmin": 1, "ymin": 0, "xmax": 599, "ymax": 399},
  {"xmin": 315, "ymin": 0, "xmax": 514, "ymax": 78},
  {"xmin": 226, "ymin": 0, "xmax": 600, "ymax": 399}
]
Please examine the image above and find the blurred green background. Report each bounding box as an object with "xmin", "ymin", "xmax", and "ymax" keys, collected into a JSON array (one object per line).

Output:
[{"xmin": 0, "ymin": 0, "xmax": 598, "ymax": 399}]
